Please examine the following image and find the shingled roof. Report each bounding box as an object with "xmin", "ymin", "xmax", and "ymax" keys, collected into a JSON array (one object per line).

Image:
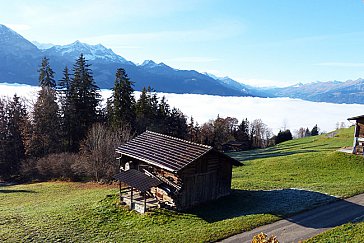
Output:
[
  {"xmin": 114, "ymin": 169, "xmax": 162, "ymax": 192},
  {"xmin": 348, "ymin": 115, "xmax": 364, "ymax": 120},
  {"xmin": 116, "ymin": 131, "xmax": 213, "ymax": 172}
]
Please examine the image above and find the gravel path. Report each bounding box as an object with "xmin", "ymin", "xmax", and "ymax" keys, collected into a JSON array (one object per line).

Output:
[{"xmin": 220, "ymin": 193, "xmax": 364, "ymax": 243}]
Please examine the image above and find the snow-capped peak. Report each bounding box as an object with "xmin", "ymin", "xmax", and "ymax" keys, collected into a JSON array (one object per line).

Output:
[
  {"xmin": 290, "ymin": 82, "xmax": 304, "ymax": 88},
  {"xmin": 141, "ymin": 60, "xmax": 157, "ymax": 67},
  {"xmin": 139, "ymin": 60, "xmax": 174, "ymax": 71},
  {"xmin": 46, "ymin": 41, "xmax": 127, "ymax": 63}
]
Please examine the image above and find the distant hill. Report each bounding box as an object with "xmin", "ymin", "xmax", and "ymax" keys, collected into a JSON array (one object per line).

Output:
[
  {"xmin": 0, "ymin": 24, "xmax": 248, "ymax": 97},
  {"xmin": 261, "ymin": 79, "xmax": 364, "ymax": 104}
]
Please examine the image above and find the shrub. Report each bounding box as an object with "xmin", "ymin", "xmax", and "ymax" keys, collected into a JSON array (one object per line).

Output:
[
  {"xmin": 252, "ymin": 232, "xmax": 279, "ymax": 243},
  {"xmin": 21, "ymin": 153, "xmax": 80, "ymax": 181}
]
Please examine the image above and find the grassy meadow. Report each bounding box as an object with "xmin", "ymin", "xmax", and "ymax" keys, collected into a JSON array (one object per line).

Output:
[
  {"xmin": 229, "ymin": 127, "xmax": 364, "ymax": 197},
  {"xmin": 1, "ymin": 127, "xmax": 364, "ymax": 242}
]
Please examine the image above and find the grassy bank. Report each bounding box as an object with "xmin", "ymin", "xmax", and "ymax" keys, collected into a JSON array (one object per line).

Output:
[
  {"xmin": 304, "ymin": 222, "xmax": 364, "ymax": 242},
  {"xmin": 1, "ymin": 127, "xmax": 363, "ymax": 242}
]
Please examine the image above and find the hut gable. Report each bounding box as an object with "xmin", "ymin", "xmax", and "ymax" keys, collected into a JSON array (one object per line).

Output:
[{"xmin": 114, "ymin": 131, "xmax": 240, "ymax": 212}]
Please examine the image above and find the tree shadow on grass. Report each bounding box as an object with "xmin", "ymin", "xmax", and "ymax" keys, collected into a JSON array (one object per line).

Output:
[
  {"xmin": 0, "ymin": 189, "xmax": 37, "ymax": 193},
  {"xmin": 230, "ymin": 150, "xmax": 317, "ymax": 161},
  {"xmin": 187, "ymin": 189, "xmax": 364, "ymax": 229},
  {"xmin": 0, "ymin": 182, "xmax": 17, "ymax": 187},
  {"xmin": 228, "ymin": 143, "xmax": 336, "ymax": 162},
  {"xmin": 0, "ymin": 182, "xmax": 36, "ymax": 193}
]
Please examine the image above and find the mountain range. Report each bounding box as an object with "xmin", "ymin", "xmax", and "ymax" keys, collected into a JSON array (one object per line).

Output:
[
  {"xmin": 0, "ymin": 24, "xmax": 245, "ymax": 97},
  {"xmin": 1, "ymin": 24, "xmax": 364, "ymax": 104}
]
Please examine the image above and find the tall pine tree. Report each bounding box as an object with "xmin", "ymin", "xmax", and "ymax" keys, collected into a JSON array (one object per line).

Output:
[
  {"xmin": 38, "ymin": 57, "xmax": 56, "ymax": 88},
  {"xmin": 68, "ymin": 54, "xmax": 101, "ymax": 151},
  {"xmin": 5, "ymin": 95, "xmax": 30, "ymax": 176},
  {"xmin": 0, "ymin": 98, "xmax": 8, "ymax": 178},
  {"xmin": 108, "ymin": 68, "xmax": 135, "ymax": 130},
  {"xmin": 58, "ymin": 66, "xmax": 72, "ymax": 151},
  {"xmin": 135, "ymin": 87, "xmax": 151, "ymax": 133},
  {"xmin": 30, "ymin": 57, "xmax": 60, "ymax": 157}
]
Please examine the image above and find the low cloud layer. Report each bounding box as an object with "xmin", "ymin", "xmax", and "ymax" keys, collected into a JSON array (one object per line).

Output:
[
  {"xmin": 142, "ymin": 92, "xmax": 362, "ymax": 133},
  {"xmin": 0, "ymin": 83, "xmax": 361, "ymax": 134}
]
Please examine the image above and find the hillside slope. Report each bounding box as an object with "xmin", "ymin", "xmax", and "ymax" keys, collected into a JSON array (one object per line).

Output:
[
  {"xmin": 1, "ymin": 127, "xmax": 363, "ymax": 242},
  {"xmin": 230, "ymin": 127, "xmax": 364, "ymax": 197}
]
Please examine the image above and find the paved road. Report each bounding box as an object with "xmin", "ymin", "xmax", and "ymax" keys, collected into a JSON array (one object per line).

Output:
[{"xmin": 220, "ymin": 193, "xmax": 364, "ymax": 243}]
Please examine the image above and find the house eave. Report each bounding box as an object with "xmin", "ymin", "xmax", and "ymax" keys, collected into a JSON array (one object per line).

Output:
[{"xmin": 116, "ymin": 149, "xmax": 177, "ymax": 173}]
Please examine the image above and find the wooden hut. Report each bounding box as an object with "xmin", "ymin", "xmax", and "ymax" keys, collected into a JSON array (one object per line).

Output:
[
  {"xmin": 222, "ymin": 140, "xmax": 250, "ymax": 152},
  {"xmin": 347, "ymin": 115, "xmax": 364, "ymax": 154},
  {"xmin": 114, "ymin": 131, "xmax": 240, "ymax": 212}
]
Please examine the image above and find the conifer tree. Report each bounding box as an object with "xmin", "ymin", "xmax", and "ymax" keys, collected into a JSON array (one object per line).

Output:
[
  {"xmin": 0, "ymin": 98, "xmax": 8, "ymax": 177},
  {"xmin": 234, "ymin": 118, "xmax": 251, "ymax": 149},
  {"xmin": 5, "ymin": 95, "xmax": 30, "ymax": 175},
  {"xmin": 68, "ymin": 54, "xmax": 101, "ymax": 151},
  {"xmin": 155, "ymin": 96, "xmax": 170, "ymax": 132},
  {"xmin": 275, "ymin": 129, "xmax": 293, "ymax": 144},
  {"xmin": 135, "ymin": 87, "xmax": 151, "ymax": 133},
  {"xmin": 187, "ymin": 116, "xmax": 201, "ymax": 142},
  {"xmin": 38, "ymin": 57, "xmax": 56, "ymax": 88},
  {"xmin": 108, "ymin": 68, "xmax": 135, "ymax": 130},
  {"xmin": 30, "ymin": 58, "xmax": 60, "ymax": 157},
  {"xmin": 305, "ymin": 128, "xmax": 311, "ymax": 137},
  {"xmin": 58, "ymin": 66, "xmax": 72, "ymax": 151},
  {"xmin": 166, "ymin": 108, "xmax": 187, "ymax": 139},
  {"xmin": 58, "ymin": 66, "xmax": 71, "ymax": 95},
  {"xmin": 311, "ymin": 124, "xmax": 319, "ymax": 136}
]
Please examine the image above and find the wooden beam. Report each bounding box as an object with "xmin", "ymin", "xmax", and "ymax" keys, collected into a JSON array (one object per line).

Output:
[
  {"xmin": 130, "ymin": 187, "xmax": 134, "ymax": 210},
  {"xmin": 353, "ymin": 123, "xmax": 359, "ymax": 154},
  {"xmin": 119, "ymin": 181, "xmax": 122, "ymax": 202}
]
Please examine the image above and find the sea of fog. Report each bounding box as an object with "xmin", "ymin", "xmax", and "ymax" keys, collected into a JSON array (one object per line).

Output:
[{"xmin": 0, "ymin": 83, "xmax": 362, "ymax": 134}]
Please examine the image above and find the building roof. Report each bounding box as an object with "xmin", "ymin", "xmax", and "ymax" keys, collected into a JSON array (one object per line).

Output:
[
  {"xmin": 348, "ymin": 115, "xmax": 364, "ymax": 121},
  {"xmin": 114, "ymin": 169, "xmax": 162, "ymax": 192},
  {"xmin": 116, "ymin": 131, "xmax": 213, "ymax": 172}
]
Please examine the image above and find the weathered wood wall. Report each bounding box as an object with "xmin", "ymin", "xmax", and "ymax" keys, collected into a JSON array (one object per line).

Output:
[
  {"xmin": 355, "ymin": 119, "xmax": 364, "ymax": 137},
  {"xmin": 176, "ymin": 151, "xmax": 232, "ymax": 210}
]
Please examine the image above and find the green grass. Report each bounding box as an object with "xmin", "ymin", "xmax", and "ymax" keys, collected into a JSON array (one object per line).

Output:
[
  {"xmin": 1, "ymin": 127, "xmax": 364, "ymax": 242},
  {"xmin": 0, "ymin": 182, "xmax": 279, "ymax": 242},
  {"xmin": 229, "ymin": 127, "xmax": 364, "ymax": 197},
  {"xmin": 304, "ymin": 222, "xmax": 364, "ymax": 243}
]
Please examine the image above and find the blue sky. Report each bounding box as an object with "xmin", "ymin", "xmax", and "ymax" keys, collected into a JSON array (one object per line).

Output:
[{"xmin": 2, "ymin": 0, "xmax": 364, "ymax": 87}]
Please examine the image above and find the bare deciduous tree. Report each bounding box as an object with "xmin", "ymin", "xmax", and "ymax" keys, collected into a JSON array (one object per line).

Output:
[{"xmin": 77, "ymin": 123, "xmax": 132, "ymax": 182}]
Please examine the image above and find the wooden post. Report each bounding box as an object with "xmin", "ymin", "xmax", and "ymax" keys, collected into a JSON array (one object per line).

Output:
[
  {"xmin": 119, "ymin": 182, "xmax": 122, "ymax": 202},
  {"xmin": 144, "ymin": 192, "xmax": 147, "ymax": 212},
  {"xmin": 118, "ymin": 155, "xmax": 122, "ymax": 202},
  {"xmin": 130, "ymin": 187, "xmax": 134, "ymax": 210},
  {"xmin": 353, "ymin": 123, "xmax": 358, "ymax": 154}
]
